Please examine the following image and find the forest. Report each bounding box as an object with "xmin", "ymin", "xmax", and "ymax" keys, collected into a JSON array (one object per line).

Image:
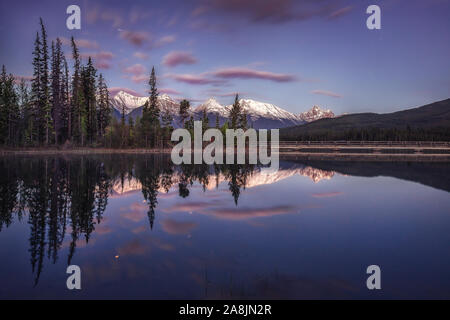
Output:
[{"xmin": 0, "ymin": 19, "xmax": 251, "ymax": 149}]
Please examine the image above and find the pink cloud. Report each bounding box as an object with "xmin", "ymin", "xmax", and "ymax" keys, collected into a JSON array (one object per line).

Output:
[
  {"xmin": 328, "ymin": 6, "xmax": 353, "ymax": 20},
  {"xmin": 80, "ymin": 51, "xmax": 114, "ymax": 60},
  {"xmin": 211, "ymin": 67, "xmax": 296, "ymax": 82},
  {"xmin": 157, "ymin": 35, "xmax": 176, "ymax": 46},
  {"xmin": 95, "ymin": 61, "xmax": 112, "ymax": 70},
  {"xmin": 119, "ymin": 30, "xmax": 151, "ymax": 46},
  {"xmin": 87, "ymin": 6, "xmax": 123, "ymax": 27},
  {"xmin": 202, "ymin": 0, "xmax": 348, "ymax": 24},
  {"xmin": 79, "ymin": 51, "xmax": 114, "ymax": 69},
  {"xmin": 60, "ymin": 37, "xmax": 99, "ymax": 49},
  {"xmin": 162, "ymin": 51, "xmax": 197, "ymax": 67},
  {"xmin": 160, "ymin": 219, "xmax": 197, "ymax": 235},
  {"xmin": 167, "ymin": 73, "xmax": 225, "ymax": 86},
  {"xmin": 206, "ymin": 205, "xmax": 298, "ymax": 220},
  {"xmin": 160, "ymin": 88, "xmax": 182, "ymax": 95},
  {"xmin": 311, "ymin": 89, "xmax": 342, "ymax": 98},
  {"xmin": 131, "ymin": 74, "xmax": 148, "ymax": 83},
  {"xmin": 123, "ymin": 63, "xmax": 146, "ymax": 75},
  {"xmin": 134, "ymin": 51, "xmax": 149, "ymax": 60}
]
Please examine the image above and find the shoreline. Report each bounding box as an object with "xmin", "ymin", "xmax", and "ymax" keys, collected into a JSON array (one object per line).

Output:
[{"xmin": 1, "ymin": 147, "xmax": 450, "ymax": 162}]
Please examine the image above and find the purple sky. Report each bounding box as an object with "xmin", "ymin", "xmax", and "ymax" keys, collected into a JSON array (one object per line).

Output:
[{"xmin": 0, "ymin": 0, "xmax": 449, "ymax": 115}]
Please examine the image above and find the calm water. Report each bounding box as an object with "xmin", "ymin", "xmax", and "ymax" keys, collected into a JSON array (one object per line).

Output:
[{"xmin": 0, "ymin": 154, "xmax": 449, "ymax": 299}]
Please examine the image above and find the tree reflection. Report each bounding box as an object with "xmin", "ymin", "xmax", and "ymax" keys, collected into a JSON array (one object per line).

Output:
[{"xmin": 0, "ymin": 154, "xmax": 256, "ymax": 285}]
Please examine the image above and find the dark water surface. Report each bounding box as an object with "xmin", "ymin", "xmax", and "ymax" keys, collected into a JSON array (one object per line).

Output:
[{"xmin": 0, "ymin": 154, "xmax": 449, "ymax": 299}]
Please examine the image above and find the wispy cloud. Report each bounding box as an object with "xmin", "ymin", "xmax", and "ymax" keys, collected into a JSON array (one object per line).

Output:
[
  {"xmin": 119, "ymin": 30, "xmax": 151, "ymax": 46},
  {"xmin": 166, "ymin": 73, "xmax": 225, "ymax": 86},
  {"xmin": 159, "ymin": 88, "xmax": 182, "ymax": 95},
  {"xmin": 60, "ymin": 37, "xmax": 99, "ymax": 49},
  {"xmin": 162, "ymin": 51, "xmax": 197, "ymax": 67},
  {"xmin": 123, "ymin": 63, "xmax": 146, "ymax": 75},
  {"xmin": 160, "ymin": 219, "xmax": 197, "ymax": 235},
  {"xmin": 328, "ymin": 6, "xmax": 353, "ymax": 20},
  {"xmin": 211, "ymin": 67, "xmax": 297, "ymax": 82},
  {"xmin": 80, "ymin": 51, "xmax": 114, "ymax": 69},
  {"xmin": 196, "ymin": 0, "xmax": 351, "ymax": 25},
  {"xmin": 311, "ymin": 89, "xmax": 342, "ymax": 98},
  {"xmin": 133, "ymin": 51, "xmax": 149, "ymax": 60},
  {"xmin": 87, "ymin": 5, "xmax": 124, "ymax": 28}
]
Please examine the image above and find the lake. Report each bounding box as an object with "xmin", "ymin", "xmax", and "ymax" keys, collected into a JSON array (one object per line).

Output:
[{"xmin": 0, "ymin": 154, "xmax": 449, "ymax": 299}]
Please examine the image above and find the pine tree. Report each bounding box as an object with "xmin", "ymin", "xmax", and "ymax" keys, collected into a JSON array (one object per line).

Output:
[
  {"xmin": 60, "ymin": 54, "xmax": 70, "ymax": 143},
  {"xmin": 82, "ymin": 57, "xmax": 97, "ymax": 144},
  {"xmin": 71, "ymin": 36, "xmax": 83, "ymax": 144},
  {"xmin": 39, "ymin": 18, "xmax": 52, "ymax": 145},
  {"xmin": 141, "ymin": 66, "xmax": 160, "ymax": 147},
  {"xmin": 240, "ymin": 109, "xmax": 248, "ymax": 130},
  {"xmin": 179, "ymin": 99, "xmax": 190, "ymax": 127},
  {"xmin": 0, "ymin": 66, "xmax": 19, "ymax": 145},
  {"xmin": 18, "ymin": 79, "xmax": 31, "ymax": 146},
  {"xmin": 215, "ymin": 113, "xmax": 220, "ymax": 129},
  {"xmin": 202, "ymin": 109, "xmax": 209, "ymax": 133},
  {"xmin": 96, "ymin": 74, "xmax": 110, "ymax": 139},
  {"xmin": 51, "ymin": 38, "xmax": 64, "ymax": 145},
  {"xmin": 229, "ymin": 94, "xmax": 241, "ymax": 130},
  {"xmin": 30, "ymin": 32, "xmax": 42, "ymax": 145}
]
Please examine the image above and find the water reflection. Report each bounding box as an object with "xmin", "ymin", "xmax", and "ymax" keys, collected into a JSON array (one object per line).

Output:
[{"xmin": 0, "ymin": 154, "xmax": 449, "ymax": 298}]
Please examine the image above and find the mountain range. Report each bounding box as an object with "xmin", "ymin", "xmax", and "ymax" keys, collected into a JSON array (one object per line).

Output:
[
  {"xmin": 109, "ymin": 90, "xmax": 334, "ymax": 129},
  {"xmin": 280, "ymin": 98, "xmax": 450, "ymax": 139}
]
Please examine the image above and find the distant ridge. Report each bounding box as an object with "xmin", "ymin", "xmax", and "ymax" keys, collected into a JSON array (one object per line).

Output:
[{"xmin": 280, "ymin": 98, "xmax": 450, "ymax": 140}]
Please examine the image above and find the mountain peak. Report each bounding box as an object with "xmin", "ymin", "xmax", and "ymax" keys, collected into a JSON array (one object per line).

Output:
[{"xmin": 299, "ymin": 105, "xmax": 335, "ymax": 122}]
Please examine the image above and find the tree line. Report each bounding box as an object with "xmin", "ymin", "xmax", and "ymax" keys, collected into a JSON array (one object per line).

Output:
[
  {"xmin": 0, "ymin": 19, "xmax": 253, "ymax": 149},
  {"xmin": 280, "ymin": 126, "xmax": 450, "ymax": 142}
]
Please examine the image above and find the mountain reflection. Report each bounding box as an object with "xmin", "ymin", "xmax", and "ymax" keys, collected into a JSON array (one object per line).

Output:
[{"xmin": 1, "ymin": 154, "xmax": 448, "ymax": 286}]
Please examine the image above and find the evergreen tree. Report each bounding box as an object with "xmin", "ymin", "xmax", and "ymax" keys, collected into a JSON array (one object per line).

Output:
[
  {"xmin": 96, "ymin": 74, "xmax": 110, "ymax": 139},
  {"xmin": 141, "ymin": 66, "xmax": 160, "ymax": 147},
  {"xmin": 215, "ymin": 113, "xmax": 220, "ymax": 129},
  {"xmin": 82, "ymin": 57, "xmax": 97, "ymax": 144},
  {"xmin": 60, "ymin": 55, "xmax": 70, "ymax": 143},
  {"xmin": 0, "ymin": 66, "xmax": 19, "ymax": 145},
  {"xmin": 179, "ymin": 99, "xmax": 190, "ymax": 127},
  {"xmin": 239, "ymin": 109, "xmax": 248, "ymax": 130},
  {"xmin": 202, "ymin": 109, "xmax": 209, "ymax": 133},
  {"xmin": 50, "ymin": 38, "xmax": 64, "ymax": 145},
  {"xmin": 30, "ymin": 32, "xmax": 41, "ymax": 145},
  {"xmin": 70, "ymin": 36, "xmax": 83, "ymax": 144},
  {"xmin": 229, "ymin": 94, "xmax": 241, "ymax": 129},
  {"xmin": 39, "ymin": 18, "xmax": 52, "ymax": 145}
]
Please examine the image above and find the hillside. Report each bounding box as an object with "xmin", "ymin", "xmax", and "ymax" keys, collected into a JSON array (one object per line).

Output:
[{"xmin": 280, "ymin": 99, "xmax": 450, "ymax": 141}]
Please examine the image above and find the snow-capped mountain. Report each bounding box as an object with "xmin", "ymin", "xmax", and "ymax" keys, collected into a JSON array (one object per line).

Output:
[
  {"xmin": 109, "ymin": 91, "xmax": 335, "ymax": 129},
  {"xmin": 298, "ymin": 105, "xmax": 335, "ymax": 122},
  {"xmin": 195, "ymin": 98, "xmax": 229, "ymax": 117},
  {"xmin": 194, "ymin": 98, "xmax": 304, "ymax": 129},
  {"xmin": 109, "ymin": 90, "xmax": 148, "ymax": 115}
]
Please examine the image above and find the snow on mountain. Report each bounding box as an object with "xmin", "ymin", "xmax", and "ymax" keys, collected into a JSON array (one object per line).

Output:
[
  {"xmin": 109, "ymin": 91, "xmax": 336, "ymax": 129},
  {"xmin": 110, "ymin": 165, "xmax": 336, "ymax": 197},
  {"xmin": 236, "ymin": 99, "xmax": 300, "ymax": 123},
  {"xmin": 109, "ymin": 90, "xmax": 148, "ymax": 115},
  {"xmin": 110, "ymin": 90, "xmax": 180, "ymax": 118},
  {"xmin": 195, "ymin": 98, "xmax": 230, "ymax": 117},
  {"xmin": 298, "ymin": 105, "xmax": 335, "ymax": 122},
  {"xmin": 194, "ymin": 98, "xmax": 304, "ymax": 129}
]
